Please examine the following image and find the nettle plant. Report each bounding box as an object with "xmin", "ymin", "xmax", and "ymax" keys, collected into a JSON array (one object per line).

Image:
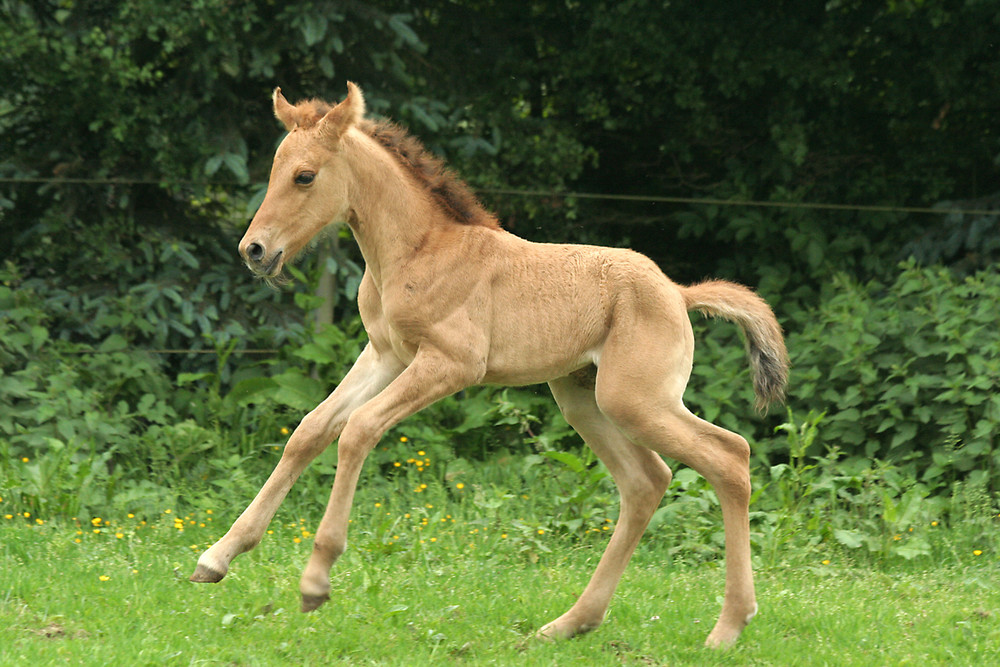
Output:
[{"xmin": 788, "ymin": 262, "xmax": 1000, "ymax": 490}]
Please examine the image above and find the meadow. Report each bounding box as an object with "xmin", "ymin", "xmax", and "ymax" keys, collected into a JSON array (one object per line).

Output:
[{"xmin": 3, "ymin": 437, "xmax": 999, "ymax": 666}]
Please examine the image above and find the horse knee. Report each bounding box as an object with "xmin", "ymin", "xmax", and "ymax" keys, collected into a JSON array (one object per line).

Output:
[{"xmin": 283, "ymin": 418, "xmax": 330, "ymax": 464}]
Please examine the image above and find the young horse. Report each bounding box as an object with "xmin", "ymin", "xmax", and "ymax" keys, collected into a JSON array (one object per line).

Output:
[{"xmin": 191, "ymin": 82, "xmax": 788, "ymax": 648}]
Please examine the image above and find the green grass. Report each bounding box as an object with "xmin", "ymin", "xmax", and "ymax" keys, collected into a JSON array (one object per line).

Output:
[{"xmin": 3, "ymin": 506, "xmax": 999, "ymax": 666}]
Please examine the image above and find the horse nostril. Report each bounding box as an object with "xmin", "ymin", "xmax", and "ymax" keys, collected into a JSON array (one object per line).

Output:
[{"xmin": 247, "ymin": 242, "xmax": 265, "ymax": 262}]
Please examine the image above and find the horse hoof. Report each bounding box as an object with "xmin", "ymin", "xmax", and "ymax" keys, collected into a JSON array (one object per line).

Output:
[
  {"xmin": 301, "ymin": 593, "xmax": 329, "ymax": 613},
  {"xmin": 189, "ymin": 563, "xmax": 226, "ymax": 583}
]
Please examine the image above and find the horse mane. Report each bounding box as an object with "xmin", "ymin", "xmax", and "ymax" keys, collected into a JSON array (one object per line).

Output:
[{"xmin": 359, "ymin": 118, "xmax": 500, "ymax": 229}]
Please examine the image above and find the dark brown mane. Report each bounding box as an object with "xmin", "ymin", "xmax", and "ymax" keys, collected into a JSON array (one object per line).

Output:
[
  {"xmin": 359, "ymin": 118, "xmax": 500, "ymax": 229},
  {"xmin": 291, "ymin": 99, "xmax": 334, "ymax": 128}
]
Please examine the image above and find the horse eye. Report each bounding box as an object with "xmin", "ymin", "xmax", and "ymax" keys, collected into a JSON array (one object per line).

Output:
[{"xmin": 294, "ymin": 171, "xmax": 315, "ymax": 186}]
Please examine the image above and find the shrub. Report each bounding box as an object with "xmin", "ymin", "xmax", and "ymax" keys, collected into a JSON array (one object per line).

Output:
[
  {"xmin": 788, "ymin": 262, "xmax": 1000, "ymax": 490},
  {"xmin": 683, "ymin": 261, "xmax": 1000, "ymax": 491}
]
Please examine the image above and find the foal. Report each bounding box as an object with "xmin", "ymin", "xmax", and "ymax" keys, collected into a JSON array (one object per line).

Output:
[{"xmin": 191, "ymin": 83, "xmax": 788, "ymax": 648}]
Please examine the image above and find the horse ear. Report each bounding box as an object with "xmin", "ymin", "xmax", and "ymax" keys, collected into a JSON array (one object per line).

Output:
[
  {"xmin": 317, "ymin": 81, "xmax": 365, "ymax": 143},
  {"xmin": 273, "ymin": 87, "xmax": 298, "ymax": 131}
]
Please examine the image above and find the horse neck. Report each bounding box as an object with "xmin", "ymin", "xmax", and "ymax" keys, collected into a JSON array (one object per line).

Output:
[{"xmin": 342, "ymin": 131, "xmax": 441, "ymax": 287}]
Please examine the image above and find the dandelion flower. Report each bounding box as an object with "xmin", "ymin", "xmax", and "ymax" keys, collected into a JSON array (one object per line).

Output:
[
  {"xmin": 293, "ymin": 537, "xmax": 302, "ymax": 544},
  {"xmin": 456, "ymin": 483, "xmax": 465, "ymax": 490},
  {"xmin": 115, "ymin": 532, "xmax": 124, "ymax": 539},
  {"xmin": 931, "ymin": 521, "xmax": 939, "ymax": 527},
  {"xmin": 99, "ymin": 575, "xmax": 110, "ymax": 582},
  {"xmin": 21, "ymin": 457, "xmax": 29, "ymax": 463},
  {"xmin": 821, "ymin": 559, "xmax": 831, "ymax": 565},
  {"xmin": 281, "ymin": 427, "xmax": 290, "ymax": 435},
  {"xmin": 393, "ymin": 462, "xmax": 401, "ymax": 467},
  {"xmin": 35, "ymin": 518, "xmax": 44, "ymax": 525},
  {"xmin": 23, "ymin": 512, "xmax": 30, "ymax": 518},
  {"xmin": 400, "ymin": 436, "xmax": 408, "ymax": 443},
  {"xmin": 973, "ymin": 550, "xmax": 983, "ymax": 556},
  {"xmin": 4, "ymin": 515, "xmax": 12, "ymax": 520},
  {"xmin": 537, "ymin": 529, "xmax": 545, "ymax": 535},
  {"xmin": 417, "ymin": 450, "xmax": 425, "ymax": 456}
]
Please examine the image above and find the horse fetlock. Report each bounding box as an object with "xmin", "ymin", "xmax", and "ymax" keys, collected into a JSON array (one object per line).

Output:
[{"xmin": 704, "ymin": 601, "xmax": 757, "ymax": 649}]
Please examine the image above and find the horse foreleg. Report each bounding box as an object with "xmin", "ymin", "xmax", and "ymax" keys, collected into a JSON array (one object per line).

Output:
[
  {"xmin": 190, "ymin": 344, "xmax": 400, "ymax": 584},
  {"xmin": 538, "ymin": 377, "xmax": 672, "ymax": 639},
  {"xmin": 298, "ymin": 347, "xmax": 476, "ymax": 611}
]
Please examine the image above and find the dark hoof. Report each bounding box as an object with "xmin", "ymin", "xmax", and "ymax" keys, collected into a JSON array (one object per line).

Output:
[
  {"xmin": 189, "ymin": 564, "xmax": 226, "ymax": 583},
  {"xmin": 301, "ymin": 593, "xmax": 329, "ymax": 613}
]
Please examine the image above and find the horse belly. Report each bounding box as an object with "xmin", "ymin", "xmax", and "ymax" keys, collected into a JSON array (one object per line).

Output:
[{"xmin": 481, "ymin": 290, "xmax": 606, "ymax": 386}]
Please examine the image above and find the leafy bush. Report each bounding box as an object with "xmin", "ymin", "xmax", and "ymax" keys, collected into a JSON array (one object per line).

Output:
[
  {"xmin": 788, "ymin": 262, "xmax": 1000, "ymax": 489},
  {"xmin": 683, "ymin": 261, "xmax": 1000, "ymax": 491}
]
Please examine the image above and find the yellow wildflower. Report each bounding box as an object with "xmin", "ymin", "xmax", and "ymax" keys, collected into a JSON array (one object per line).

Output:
[{"xmin": 99, "ymin": 575, "xmax": 110, "ymax": 582}]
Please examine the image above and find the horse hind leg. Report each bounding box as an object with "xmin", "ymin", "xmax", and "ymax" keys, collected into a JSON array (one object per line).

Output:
[
  {"xmin": 590, "ymin": 300, "xmax": 758, "ymax": 648},
  {"xmin": 537, "ymin": 375, "xmax": 673, "ymax": 640},
  {"xmin": 594, "ymin": 373, "xmax": 757, "ymax": 648}
]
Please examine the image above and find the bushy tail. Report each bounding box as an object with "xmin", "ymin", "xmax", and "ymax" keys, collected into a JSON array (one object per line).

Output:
[{"xmin": 681, "ymin": 280, "xmax": 789, "ymax": 413}]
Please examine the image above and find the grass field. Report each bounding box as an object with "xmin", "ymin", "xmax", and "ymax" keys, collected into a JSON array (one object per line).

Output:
[{"xmin": 3, "ymin": 501, "xmax": 999, "ymax": 666}]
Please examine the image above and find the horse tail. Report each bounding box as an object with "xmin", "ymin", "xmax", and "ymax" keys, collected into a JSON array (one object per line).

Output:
[{"xmin": 681, "ymin": 280, "xmax": 789, "ymax": 413}]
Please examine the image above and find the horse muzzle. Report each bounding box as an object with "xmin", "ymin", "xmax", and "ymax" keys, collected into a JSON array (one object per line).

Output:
[{"xmin": 240, "ymin": 241, "xmax": 284, "ymax": 277}]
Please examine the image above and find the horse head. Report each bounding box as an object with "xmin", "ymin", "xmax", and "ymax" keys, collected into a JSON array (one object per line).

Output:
[{"xmin": 239, "ymin": 82, "xmax": 365, "ymax": 280}]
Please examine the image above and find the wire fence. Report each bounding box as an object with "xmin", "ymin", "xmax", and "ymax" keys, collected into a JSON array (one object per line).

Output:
[{"xmin": 2, "ymin": 176, "xmax": 997, "ymax": 217}]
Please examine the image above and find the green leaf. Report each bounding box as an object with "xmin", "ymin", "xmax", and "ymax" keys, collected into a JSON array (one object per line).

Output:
[
  {"xmin": 177, "ymin": 372, "xmax": 213, "ymax": 387},
  {"xmin": 225, "ymin": 376, "xmax": 279, "ymax": 407},
  {"xmin": 540, "ymin": 450, "xmax": 586, "ymax": 474},
  {"xmin": 833, "ymin": 529, "xmax": 864, "ymax": 549},
  {"xmin": 99, "ymin": 334, "xmax": 128, "ymax": 352}
]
